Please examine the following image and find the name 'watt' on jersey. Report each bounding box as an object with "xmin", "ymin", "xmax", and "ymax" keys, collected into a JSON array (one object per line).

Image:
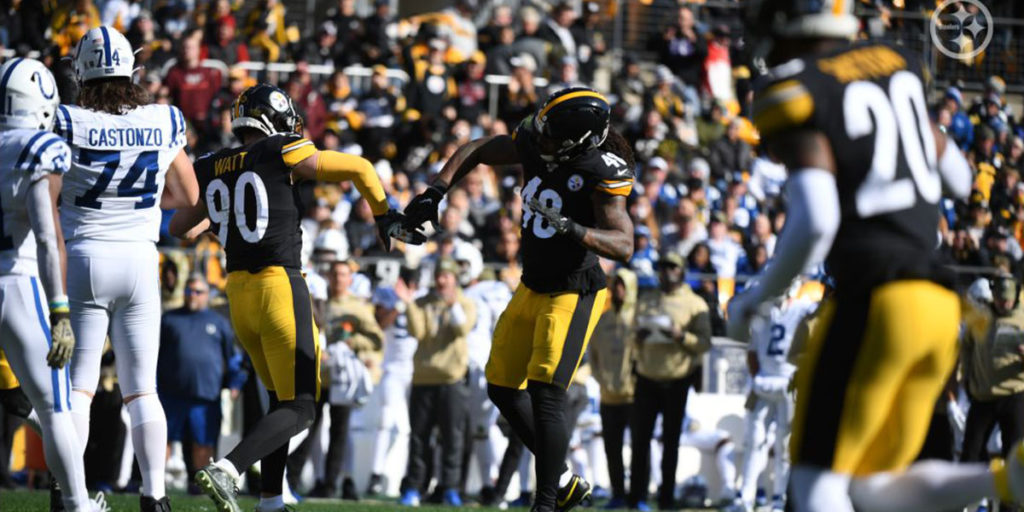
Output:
[{"xmin": 194, "ymin": 133, "xmax": 316, "ymax": 273}]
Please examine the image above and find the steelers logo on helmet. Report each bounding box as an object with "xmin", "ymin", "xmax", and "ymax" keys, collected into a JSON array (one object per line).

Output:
[
  {"xmin": 230, "ymin": 83, "xmax": 303, "ymax": 138},
  {"xmin": 533, "ymin": 87, "xmax": 611, "ymax": 163},
  {"xmin": 269, "ymin": 90, "xmax": 289, "ymax": 112}
]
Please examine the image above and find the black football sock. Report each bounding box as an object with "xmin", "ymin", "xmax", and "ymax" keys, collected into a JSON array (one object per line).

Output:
[
  {"xmin": 527, "ymin": 380, "xmax": 570, "ymax": 509},
  {"xmin": 487, "ymin": 383, "xmax": 537, "ymax": 449},
  {"xmin": 225, "ymin": 392, "xmax": 315, "ymax": 475}
]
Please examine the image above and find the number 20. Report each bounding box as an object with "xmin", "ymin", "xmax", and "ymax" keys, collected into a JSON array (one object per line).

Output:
[{"xmin": 844, "ymin": 71, "xmax": 940, "ymax": 218}]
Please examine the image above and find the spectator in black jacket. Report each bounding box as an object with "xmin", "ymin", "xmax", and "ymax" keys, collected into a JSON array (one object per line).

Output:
[
  {"xmin": 361, "ymin": 0, "xmax": 394, "ymax": 65},
  {"xmin": 708, "ymin": 119, "xmax": 753, "ymax": 183},
  {"xmin": 650, "ymin": 5, "xmax": 705, "ymax": 89},
  {"xmin": 571, "ymin": 1, "xmax": 606, "ymax": 84}
]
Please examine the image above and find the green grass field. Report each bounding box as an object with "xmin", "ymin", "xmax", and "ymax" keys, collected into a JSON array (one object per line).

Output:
[
  {"xmin": 0, "ymin": 490, "xmax": 515, "ymax": 511},
  {"xmin": 0, "ymin": 490, "xmax": 724, "ymax": 511}
]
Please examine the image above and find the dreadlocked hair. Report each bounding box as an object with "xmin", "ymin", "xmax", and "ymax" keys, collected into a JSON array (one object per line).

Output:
[
  {"xmin": 600, "ymin": 127, "xmax": 636, "ymax": 170},
  {"xmin": 77, "ymin": 78, "xmax": 152, "ymax": 115}
]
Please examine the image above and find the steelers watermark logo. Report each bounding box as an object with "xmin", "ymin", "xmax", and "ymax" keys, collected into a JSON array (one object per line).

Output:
[{"xmin": 930, "ymin": 0, "xmax": 993, "ymax": 60}]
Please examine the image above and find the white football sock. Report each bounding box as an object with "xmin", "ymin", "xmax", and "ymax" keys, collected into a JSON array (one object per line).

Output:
[
  {"xmin": 24, "ymin": 408, "xmax": 42, "ymax": 435},
  {"xmin": 849, "ymin": 460, "xmax": 997, "ymax": 512},
  {"xmin": 126, "ymin": 394, "xmax": 167, "ymax": 499},
  {"xmin": 214, "ymin": 458, "xmax": 241, "ymax": 482},
  {"xmin": 257, "ymin": 494, "xmax": 284, "ymax": 511},
  {"xmin": 69, "ymin": 391, "xmax": 92, "ymax": 455},
  {"xmin": 558, "ymin": 467, "xmax": 573, "ymax": 487},
  {"xmin": 36, "ymin": 409, "xmax": 91, "ymax": 512}
]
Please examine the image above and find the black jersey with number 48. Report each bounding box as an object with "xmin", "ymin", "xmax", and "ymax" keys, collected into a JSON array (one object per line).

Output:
[
  {"xmin": 194, "ymin": 133, "xmax": 317, "ymax": 273},
  {"xmin": 514, "ymin": 115, "xmax": 635, "ymax": 294},
  {"xmin": 753, "ymin": 41, "xmax": 945, "ymax": 289}
]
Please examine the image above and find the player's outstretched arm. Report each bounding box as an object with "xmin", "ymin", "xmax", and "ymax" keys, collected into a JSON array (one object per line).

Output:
[
  {"xmin": 404, "ymin": 135, "xmax": 519, "ymax": 230},
  {"xmin": 292, "ymin": 150, "xmax": 390, "ymax": 216},
  {"xmin": 169, "ymin": 199, "xmax": 210, "ymax": 240},
  {"xmin": 161, "ymin": 149, "xmax": 200, "ymax": 210},
  {"xmin": 292, "ymin": 150, "xmax": 424, "ymax": 250},
  {"xmin": 932, "ymin": 122, "xmax": 971, "ymax": 200},
  {"xmin": 26, "ymin": 174, "xmax": 73, "ymax": 368},
  {"xmin": 727, "ymin": 130, "xmax": 840, "ymax": 341}
]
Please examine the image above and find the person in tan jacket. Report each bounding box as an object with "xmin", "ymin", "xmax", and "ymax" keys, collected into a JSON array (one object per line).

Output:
[
  {"xmin": 294, "ymin": 259, "xmax": 385, "ymax": 499},
  {"xmin": 960, "ymin": 274, "xmax": 1024, "ymax": 463},
  {"xmin": 588, "ymin": 267, "xmax": 639, "ymax": 507},
  {"xmin": 400, "ymin": 258, "xmax": 477, "ymax": 506},
  {"xmin": 629, "ymin": 252, "xmax": 712, "ymax": 510}
]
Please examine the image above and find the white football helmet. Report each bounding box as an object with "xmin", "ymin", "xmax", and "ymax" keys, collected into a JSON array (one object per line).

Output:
[
  {"xmin": 73, "ymin": 26, "xmax": 135, "ymax": 83},
  {"xmin": 452, "ymin": 242, "xmax": 484, "ymax": 286},
  {"xmin": 0, "ymin": 57, "xmax": 60, "ymax": 131}
]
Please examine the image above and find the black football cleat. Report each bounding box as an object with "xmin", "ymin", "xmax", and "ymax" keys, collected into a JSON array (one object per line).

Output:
[{"xmin": 555, "ymin": 474, "xmax": 592, "ymax": 512}]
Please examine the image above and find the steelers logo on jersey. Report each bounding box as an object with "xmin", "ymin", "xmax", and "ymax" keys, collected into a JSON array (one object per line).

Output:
[
  {"xmin": 567, "ymin": 174, "xmax": 584, "ymax": 192},
  {"xmin": 269, "ymin": 90, "xmax": 289, "ymax": 112}
]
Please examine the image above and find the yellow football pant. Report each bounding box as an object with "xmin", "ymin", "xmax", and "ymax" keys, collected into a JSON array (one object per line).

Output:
[
  {"xmin": 226, "ymin": 266, "xmax": 321, "ymax": 401},
  {"xmin": 791, "ymin": 280, "xmax": 960, "ymax": 476},
  {"xmin": 486, "ymin": 284, "xmax": 606, "ymax": 390}
]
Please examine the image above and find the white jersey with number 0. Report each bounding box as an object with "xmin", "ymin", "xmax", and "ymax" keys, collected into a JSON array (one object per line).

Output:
[
  {"xmin": 0, "ymin": 129, "xmax": 71, "ymax": 276},
  {"xmin": 55, "ymin": 103, "xmax": 186, "ymax": 243},
  {"xmin": 751, "ymin": 299, "xmax": 818, "ymax": 378}
]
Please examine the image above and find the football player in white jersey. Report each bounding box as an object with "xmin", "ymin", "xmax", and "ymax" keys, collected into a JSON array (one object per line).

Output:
[
  {"xmin": 735, "ymin": 279, "xmax": 821, "ymax": 512},
  {"xmin": 366, "ymin": 284, "xmax": 418, "ymax": 496},
  {"xmin": 454, "ymin": 242, "xmax": 513, "ymax": 496},
  {"xmin": 56, "ymin": 26, "xmax": 199, "ymax": 512},
  {"xmin": 0, "ymin": 57, "xmax": 107, "ymax": 512}
]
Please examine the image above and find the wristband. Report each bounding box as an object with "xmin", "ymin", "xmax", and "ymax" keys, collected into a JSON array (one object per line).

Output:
[
  {"xmin": 567, "ymin": 221, "xmax": 587, "ymax": 242},
  {"xmin": 49, "ymin": 295, "xmax": 70, "ymax": 314}
]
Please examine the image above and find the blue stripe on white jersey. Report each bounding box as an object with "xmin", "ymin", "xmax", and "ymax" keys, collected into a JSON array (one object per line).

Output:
[
  {"xmin": 168, "ymin": 106, "xmax": 178, "ymax": 146},
  {"xmin": 55, "ymin": 105, "xmax": 73, "ymax": 142},
  {"xmin": 14, "ymin": 131, "xmax": 48, "ymax": 170}
]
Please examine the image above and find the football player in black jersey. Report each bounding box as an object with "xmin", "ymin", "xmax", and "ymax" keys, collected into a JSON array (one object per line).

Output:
[
  {"xmin": 725, "ymin": 1, "xmax": 1024, "ymax": 511},
  {"xmin": 403, "ymin": 87, "xmax": 634, "ymax": 512},
  {"xmin": 169, "ymin": 83, "xmax": 421, "ymax": 512}
]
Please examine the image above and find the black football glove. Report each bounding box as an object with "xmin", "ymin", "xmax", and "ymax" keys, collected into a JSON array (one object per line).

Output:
[
  {"xmin": 527, "ymin": 197, "xmax": 586, "ymax": 241},
  {"xmin": 402, "ymin": 183, "xmax": 447, "ymax": 231},
  {"xmin": 376, "ymin": 209, "xmax": 427, "ymax": 252}
]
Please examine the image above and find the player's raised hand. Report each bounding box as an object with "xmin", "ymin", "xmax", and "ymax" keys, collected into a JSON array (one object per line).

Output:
[
  {"xmin": 47, "ymin": 309, "xmax": 75, "ymax": 369},
  {"xmin": 402, "ymin": 183, "xmax": 446, "ymax": 231},
  {"xmin": 376, "ymin": 209, "xmax": 427, "ymax": 252}
]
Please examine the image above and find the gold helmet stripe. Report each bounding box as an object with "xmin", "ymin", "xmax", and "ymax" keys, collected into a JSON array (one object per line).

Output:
[{"xmin": 538, "ymin": 90, "xmax": 608, "ymax": 121}]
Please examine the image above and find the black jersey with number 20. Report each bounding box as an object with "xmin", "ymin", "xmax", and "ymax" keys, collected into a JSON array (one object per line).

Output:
[
  {"xmin": 753, "ymin": 41, "xmax": 945, "ymax": 289},
  {"xmin": 194, "ymin": 133, "xmax": 317, "ymax": 273}
]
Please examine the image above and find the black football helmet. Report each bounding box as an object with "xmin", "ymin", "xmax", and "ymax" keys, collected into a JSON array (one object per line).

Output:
[
  {"xmin": 532, "ymin": 86, "xmax": 611, "ymax": 163},
  {"xmin": 230, "ymin": 83, "xmax": 304, "ymax": 138}
]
